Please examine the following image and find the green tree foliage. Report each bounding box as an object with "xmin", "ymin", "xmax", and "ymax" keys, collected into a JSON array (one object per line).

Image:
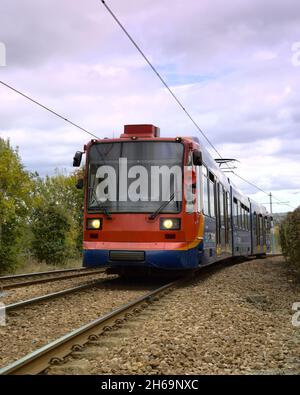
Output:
[
  {"xmin": 31, "ymin": 169, "xmax": 84, "ymax": 264},
  {"xmin": 0, "ymin": 139, "xmax": 33, "ymax": 272},
  {"xmin": 31, "ymin": 204, "xmax": 71, "ymax": 265},
  {"xmin": 0, "ymin": 138, "xmax": 84, "ymax": 271},
  {"xmin": 280, "ymin": 207, "xmax": 300, "ymax": 276}
]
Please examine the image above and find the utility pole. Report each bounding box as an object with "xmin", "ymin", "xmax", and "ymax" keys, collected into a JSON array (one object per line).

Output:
[{"xmin": 269, "ymin": 192, "xmax": 273, "ymax": 214}]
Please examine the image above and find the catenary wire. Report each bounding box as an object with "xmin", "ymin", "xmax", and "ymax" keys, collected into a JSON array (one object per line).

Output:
[
  {"xmin": 0, "ymin": 80, "xmax": 100, "ymax": 139},
  {"xmin": 100, "ymin": 0, "xmax": 296, "ymax": 211}
]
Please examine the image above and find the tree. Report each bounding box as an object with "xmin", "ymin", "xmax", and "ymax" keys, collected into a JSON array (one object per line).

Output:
[
  {"xmin": 30, "ymin": 169, "xmax": 84, "ymax": 264},
  {"xmin": 31, "ymin": 203, "xmax": 71, "ymax": 265},
  {"xmin": 0, "ymin": 139, "xmax": 33, "ymax": 272}
]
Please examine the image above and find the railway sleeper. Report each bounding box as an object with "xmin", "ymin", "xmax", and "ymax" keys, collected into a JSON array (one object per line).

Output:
[
  {"xmin": 46, "ymin": 360, "xmax": 91, "ymax": 375},
  {"xmin": 71, "ymin": 346, "xmax": 113, "ymax": 360}
]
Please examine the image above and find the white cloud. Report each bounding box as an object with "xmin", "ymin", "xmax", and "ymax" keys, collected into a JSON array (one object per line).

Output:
[{"xmin": 0, "ymin": 0, "xmax": 299, "ymax": 212}]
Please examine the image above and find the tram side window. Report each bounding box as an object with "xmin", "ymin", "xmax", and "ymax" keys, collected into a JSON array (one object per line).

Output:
[
  {"xmin": 239, "ymin": 202, "xmax": 243, "ymax": 229},
  {"xmin": 203, "ymin": 165, "xmax": 209, "ymax": 216},
  {"xmin": 242, "ymin": 206, "xmax": 248, "ymax": 230},
  {"xmin": 223, "ymin": 188, "xmax": 226, "ymax": 228},
  {"xmin": 256, "ymin": 214, "xmax": 260, "ymax": 244},
  {"xmin": 236, "ymin": 201, "xmax": 240, "ymax": 228},
  {"xmin": 227, "ymin": 192, "xmax": 231, "ymax": 230},
  {"xmin": 259, "ymin": 215, "xmax": 263, "ymax": 241},
  {"xmin": 240, "ymin": 205, "xmax": 244, "ymax": 229},
  {"xmin": 219, "ymin": 185, "xmax": 224, "ymax": 226},
  {"xmin": 245, "ymin": 208, "xmax": 249, "ymax": 230},
  {"xmin": 209, "ymin": 172, "xmax": 215, "ymax": 217},
  {"xmin": 233, "ymin": 198, "xmax": 238, "ymax": 227},
  {"xmin": 263, "ymin": 217, "xmax": 267, "ymax": 244},
  {"xmin": 266, "ymin": 217, "xmax": 271, "ymax": 234}
]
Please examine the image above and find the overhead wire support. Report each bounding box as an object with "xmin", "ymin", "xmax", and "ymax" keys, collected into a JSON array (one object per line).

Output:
[
  {"xmin": 0, "ymin": 80, "xmax": 100, "ymax": 140},
  {"xmin": 231, "ymin": 172, "xmax": 296, "ymax": 210}
]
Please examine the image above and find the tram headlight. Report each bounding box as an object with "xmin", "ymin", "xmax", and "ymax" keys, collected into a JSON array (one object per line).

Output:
[
  {"xmin": 160, "ymin": 218, "xmax": 181, "ymax": 230},
  {"xmin": 87, "ymin": 218, "xmax": 102, "ymax": 230}
]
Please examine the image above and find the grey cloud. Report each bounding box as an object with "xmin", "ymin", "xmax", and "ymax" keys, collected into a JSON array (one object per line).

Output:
[{"xmin": 0, "ymin": 0, "xmax": 299, "ymax": 210}]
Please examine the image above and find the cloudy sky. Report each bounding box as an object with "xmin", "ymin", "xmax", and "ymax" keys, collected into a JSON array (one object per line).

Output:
[{"xmin": 0, "ymin": 0, "xmax": 299, "ymax": 212}]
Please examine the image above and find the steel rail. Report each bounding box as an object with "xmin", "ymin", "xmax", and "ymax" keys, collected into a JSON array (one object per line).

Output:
[
  {"xmin": 0, "ymin": 281, "xmax": 177, "ymax": 375},
  {"xmin": 0, "ymin": 267, "xmax": 89, "ymax": 281},
  {"xmin": 0, "ymin": 269, "xmax": 106, "ymax": 290},
  {"xmin": 5, "ymin": 280, "xmax": 107, "ymax": 312}
]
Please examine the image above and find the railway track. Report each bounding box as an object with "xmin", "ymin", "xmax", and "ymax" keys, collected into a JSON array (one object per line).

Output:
[
  {"xmin": 0, "ymin": 257, "xmax": 278, "ymax": 375},
  {"xmin": 0, "ymin": 268, "xmax": 106, "ymax": 290},
  {"xmin": 5, "ymin": 279, "xmax": 109, "ymax": 312},
  {"xmin": 0, "ymin": 280, "xmax": 178, "ymax": 375}
]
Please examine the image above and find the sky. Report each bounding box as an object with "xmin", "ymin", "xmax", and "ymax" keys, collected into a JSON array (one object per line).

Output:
[{"xmin": 0, "ymin": 0, "xmax": 299, "ymax": 213}]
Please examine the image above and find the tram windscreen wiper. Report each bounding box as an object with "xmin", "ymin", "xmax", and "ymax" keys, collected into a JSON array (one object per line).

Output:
[
  {"xmin": 90, "ymin": 188, "xmax": 112, "ymax": 219},
  {"xmin": 148, "ymin": 193, "xmax": 175, "ymax": 220}
]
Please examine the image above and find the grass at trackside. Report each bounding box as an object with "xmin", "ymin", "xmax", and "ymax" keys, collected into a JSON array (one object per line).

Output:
[{"xmin": 13, "ymin": 256, "xmax": 83, "ymax": 275}]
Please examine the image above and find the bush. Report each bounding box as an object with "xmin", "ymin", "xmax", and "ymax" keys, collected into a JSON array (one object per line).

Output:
[
  {"xmin": 31, "ymin": 204, "xmax": 71, "ymax": 265},
  {"xmin": 280, "ymin": 207, "xmax": 300, "ymax": 275},
  {"xmin": 0, "ymin": 138, "xmax": 84, "ymax": 271},
  {"xmin": 32, "ymin": 170, "xmax": 84, "ymax": 257},
  {"xmin": 0, "ymin": 218, "xmax": 23, "ymax": 272}
]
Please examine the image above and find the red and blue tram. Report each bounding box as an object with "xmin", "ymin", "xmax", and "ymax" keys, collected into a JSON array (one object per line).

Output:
[{"xmin": 73, "ymin": 124, "xmax": 272, "ymax": 272}]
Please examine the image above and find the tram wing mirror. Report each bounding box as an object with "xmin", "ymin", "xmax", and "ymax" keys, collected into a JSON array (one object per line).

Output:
[
  {"xmin": 73, "ymin": 151, "xmax": 83, "ymax": 167},
  {"xmin": 193, "ymin": 150, "xmax": 202, "ymax": 166},
  {"xmin": 76, "ymin": 178, "xmax": 84, "ymax": 190}
]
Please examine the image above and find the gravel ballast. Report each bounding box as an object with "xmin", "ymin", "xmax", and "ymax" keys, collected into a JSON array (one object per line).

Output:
[
  {"xmin": 0, "ymin": 279, "xmax": 156, "ymax": 367},
  {"xmin": 59, "ymin": 256, "xmax": 300, "ymax": 375},
  {"xmin": 0, "ymin": 272, "xmax": 110, "ymax": 305}
]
